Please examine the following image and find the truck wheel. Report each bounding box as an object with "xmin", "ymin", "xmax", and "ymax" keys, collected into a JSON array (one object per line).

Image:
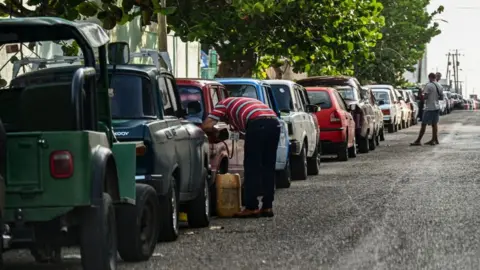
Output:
[
  {"xmin": 357, "ymin": 136, "xmax": 369, "ymax": 153},
  {"xmin": 187, "ymin": 169, "xmax": 210, "ymax": 228},
  {"xmin": 30, "ymin": 245, "xmax": 62, "ymax": 263},
  {"xmin": 158, "ymin": 177, "xmax": 179, "ymax": 242},
  {"xmin": 348, "ymin": 137, "xmax": 357, "ymax": 158},
  {"xmin": 79, "ymin": 192, "xmax": 117, "ymax": 270},
  {"xmin": 290, "ymin": 144, "xmax": 307, "ymax": 181},
  {"xmin": 307, "ymin": 145, "xmax": 321, "ymax": 175},
  {"xmin": 275, "ymin": 160, "xmax": 291, "ymax": 189},
  {"xmin": 116, "ymin": 184, "xmax": 160, "ymax": 262}
]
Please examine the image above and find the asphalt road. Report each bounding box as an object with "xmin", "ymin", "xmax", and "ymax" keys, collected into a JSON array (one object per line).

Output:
[{"xmin": 5, "ymin": 110, "xmax": 480, "ymax": 270}]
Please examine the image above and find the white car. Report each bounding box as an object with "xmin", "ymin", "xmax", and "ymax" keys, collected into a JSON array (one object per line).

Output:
[
  {"xmin": 367, "ymin": 85, "xmax": 402, "ymax": 133},
  {"xmin": 266, "ymin": 80, "xmax": 320, "ymax": 181}
]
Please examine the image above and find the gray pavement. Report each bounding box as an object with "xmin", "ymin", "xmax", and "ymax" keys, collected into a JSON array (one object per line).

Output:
[{"xmin": 5, "ymin": 110, "xmax": 480, "ymax": 270}]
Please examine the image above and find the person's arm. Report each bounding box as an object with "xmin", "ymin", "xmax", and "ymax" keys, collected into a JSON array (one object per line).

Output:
[
  {"xmin": 201, "ymin": 103, "xmax": 226, "ymax": 133},
  {"xmin": 423, "ymin": 84, "xmax": 431, "ymax": 99}
]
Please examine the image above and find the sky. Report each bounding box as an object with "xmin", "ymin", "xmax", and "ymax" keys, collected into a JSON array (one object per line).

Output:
[{"xmin": 427, "ymin": 0, "xmax": 479, "ymax": 96}]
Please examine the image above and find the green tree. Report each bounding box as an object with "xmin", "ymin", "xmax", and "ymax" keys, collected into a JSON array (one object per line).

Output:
[
  {"xmin": 0, "ymin": 0, "xmax": 176, "ymax": 30},
  {"xmin": 166, "ymin": 0, "xmax": 384, "ymax": 77},
  {"xmin": 355, "ymin": 0, "xmax": 444, "ymax": 85}
]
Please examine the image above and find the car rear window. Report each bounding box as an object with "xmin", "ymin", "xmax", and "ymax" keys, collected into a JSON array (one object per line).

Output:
[
  {"xmin": 307, "ymin": 91, "xmax": 332, "ymax": 109},
  {"xmin": 224, "ymin": 84, "xmax": 258, "ymax": 99},
  {"xmin": 178, "ymin": 86, "xmax": 205, "ymax": 122},
  {"xmin": 270, "ymin": 84, "xmax": 293, "ymax": 111},
  {"xmin": 110, "ymin": 74, "xmax": 155, "ymax": 119},
  {"xmin": 373, "ymin": 91, "xmax": 390, "ymax": 104}
]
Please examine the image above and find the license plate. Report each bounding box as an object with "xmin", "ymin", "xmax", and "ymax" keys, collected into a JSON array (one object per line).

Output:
[{"xmin": 229, "ymin": 131, "xmax": 240, "ymax": 141}]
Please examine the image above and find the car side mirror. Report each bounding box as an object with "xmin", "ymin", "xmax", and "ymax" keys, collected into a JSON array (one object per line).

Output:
[
  {"xmin": 108, "ymin": 42, "xmax": 130, "ymax": 65},
  {"xmin": 306, "ymin": 104, "xmax": 320, "ymax": 113},
  {"xmin": 378, "ymin": 100, "xmax": 385, "ymax": 105}
]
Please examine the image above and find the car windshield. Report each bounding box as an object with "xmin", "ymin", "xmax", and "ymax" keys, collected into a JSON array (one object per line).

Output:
[
  {"xmin": 178, "ymin": 86, "xmax": 205, "ymax": 123},
  {"xmin": 335, "ymin": 86, "xmax": 356, "ymax": 101},
  {"xmin": 373, "ymin": 91, "xmax": 390, "ymax": 104},
  {"xmin": 224, "ymin": 84, "xmax": 258, "ymax": 99},
  {"xmin": 110, "ymin": 74, "xmax": 156, "ymax": 119},
  {"xmin": 270, "ymin": 84, "xmax": 293, "ymax": 111},
  {"xmin": 307, "ymin": 91, "xmax": 332, "ymax": 109}
]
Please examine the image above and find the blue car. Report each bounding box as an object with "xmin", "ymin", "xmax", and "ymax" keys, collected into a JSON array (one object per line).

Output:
[{"xmin": 216, "ymin": 78, "xmax": 291, "ymax": 189}]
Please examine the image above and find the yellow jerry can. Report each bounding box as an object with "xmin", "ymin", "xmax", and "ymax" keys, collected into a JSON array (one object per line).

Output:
[
  {"xmin": 215, "ymin": 173, "xmax": 242, "ymax": 217},
  {"xmin": 179, "ymin": 212, "xmax": 188, "ymax": 222}
]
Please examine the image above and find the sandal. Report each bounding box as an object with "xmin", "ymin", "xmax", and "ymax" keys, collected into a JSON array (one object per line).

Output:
[
  {"xmin": 425, "ymin": 141, "xmax": 436, "ymax": 146},
  {"xmin": 410, "ymin": 142, "xmax": 422, "ymax": 146}
]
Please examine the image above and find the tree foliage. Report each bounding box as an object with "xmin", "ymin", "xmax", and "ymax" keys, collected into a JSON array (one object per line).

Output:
[
  {"xmin": 355, "ymin": 0, "xmax": 444, "ymax": 85},
  {"xmin": 0, "ymin": 0, "xmax": 176, "ymax": 30},
  {"xmin": 166, "ymin": 0, "xmax": 385, "ymax": 77}
]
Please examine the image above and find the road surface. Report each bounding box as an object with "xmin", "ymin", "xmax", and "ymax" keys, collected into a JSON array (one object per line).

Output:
[{"xmin": 5, "ymin": 110, "xmax": 480, "ymax": 270}]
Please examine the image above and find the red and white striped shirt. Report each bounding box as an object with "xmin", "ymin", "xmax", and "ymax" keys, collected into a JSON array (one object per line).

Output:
[{"xmin": 208, "ymin": 97, "xmax": 277, "ymax": 132}]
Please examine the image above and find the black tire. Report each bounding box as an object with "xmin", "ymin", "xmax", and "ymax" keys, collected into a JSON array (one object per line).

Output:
[
  {"xmin": 369, "ymin": 135, "xmax": 376, "ymax": 151},
  {"xmin": 357, "ymin": 136, "xmax": 369, "ymax": 153},
  {"xmin": 290, "ymin": 144, "xmax": 308, "ymax": 181},
  {"xmin": 158, "ymin": 177, "xmax": 179, "ymax": 242},
  {"xmin": 307, "ymin": 145, "xmax": 321, "ymax": 175},
  {"xmin": 348, "ymin": 137, "xmax": 357, "ymax": 158},
  {"xmin": 401, "ymin": 120, "xmax": 405, "ymax": 129},
  {"xmin": 186, "ymin": 169, "xmax": 210, "ymax": 228},
  {"xmin": 79, "ymin": 192, "xmax": 117, "ymax": 270},
  {"xmin": 388, "ymin": 124, "xmax": 395, "ymax": 133},
  {"xmin": 275, "ymin": 160, "xmax": 291, "ymax": 189},
  {"xmin": 379, "ymin": 128, "xmax": 385, "ymax": 141},
  {"xmin": 337, "ymin": 142, "xmax": 348, "ymax": 161},
  {"xmin": 375, "ymin": 133, "xmax": 380, "ymax": 146},
  {"xmin": 116, "ymin": 184, "xmax": 160, "ymax": 262}
]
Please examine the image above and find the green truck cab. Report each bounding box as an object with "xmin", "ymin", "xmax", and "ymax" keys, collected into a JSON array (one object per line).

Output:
[{"xmin": 0, "ymin": 17, "xmax": 159, "ymax": 268}]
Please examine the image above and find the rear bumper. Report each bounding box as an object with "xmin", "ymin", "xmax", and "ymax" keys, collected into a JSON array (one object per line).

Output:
[
  {"xmin": 136, "ymin": 174, "xmax": 169, "ymax": 196},
  {"xmin": 320, "ymin": 128, "xmax": 345, "ymax": 144},
  {"xmin": 320, "ymin": 141, "xmax": 344, "ymax": 155}
]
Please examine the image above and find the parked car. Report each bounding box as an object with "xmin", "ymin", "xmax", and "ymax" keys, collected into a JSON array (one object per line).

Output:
[
  {"xmin": 394, "ymin": 88, "xmax": 411, "ymax": 129},
  {"xmin": 444, "ymin": 91, "xmax": 453, "ymax": 114},
  {"xmin": 297, "ymin": 76, "xmax": 375, "ymax": 153},
  {"xmin": 306, "ymin": 87, "xmax": 357, "ymax": 161},
  {"xmin": 363, "ymin": 87, "xmax": 385, "ymax": 145},
  {"xmin": 404, "ymin": 89, "xmax": 419, "ymax": 125},
  {"xmin": 176, "ymin": 78, "xmax": 244, "ymax": 213},
  {"xmin": 265, "ymin": 80, "xmax": 321, "ymax": 180},
  {"xmin": 216, "ymin": 78, "xmax": 292, "ymax": 187},
  {"xmin": 367, "ymin": 84, "xmax": 401, "ymax": 133},
  {"xmin": 109, "ymin": 61, "xmax": 212, "ymax": 237},
  {"xmin": 399, "ymin": 89, "xmax": 415, "ymax": 126},
  {"xmin": 439, "ymin": 98, "xmax": 447, "ymax": 115}
]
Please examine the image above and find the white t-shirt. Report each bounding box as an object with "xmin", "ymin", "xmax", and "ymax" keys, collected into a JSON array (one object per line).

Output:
[{"xmin": 424, "ymin": 82, "xmax": 443, "ymax": 111}]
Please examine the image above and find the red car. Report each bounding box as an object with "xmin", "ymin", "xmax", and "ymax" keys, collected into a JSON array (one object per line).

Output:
[
  {"xmin": 306, "ymin": 87, "xmax": 357, "ymax": 161},
  {"xmin": 176, "ymin": 79, "xmax": 244, "ymax": 183}
]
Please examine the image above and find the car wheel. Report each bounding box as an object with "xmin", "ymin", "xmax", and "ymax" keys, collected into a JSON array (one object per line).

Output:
[
  {"xmin": 379, "ymin": 128, "xmax": 385, "ymax": 141},
  {"xmin": 337, "ymin": 141, "xmax": 348, "ymax": 161},
  {"xmin": 348, "ymin": 136, "xmax": 357, "ymax": 158},
  {"xmin": 357, "ymin": 136, "xmax": 369, "ymax": 154},
  {"xmin": 187, "ymin": 169, "xmax": 210, "ymax": 228},
  {"xmin": 290, "ymin": 144, "xmax": 308, "ymax": 181},
  {"xmin": 307, "ymin": 145, "xmax": 321, "ymax": 175},
  {"xmin": 158, "ymin": 177, "xmax": 179, "ymax": 242},
  {"xmin": 375, "ymin": 133, "xmax": 380, "ymax": 146},
  {"xmin": 117, "ymin": 184, "xmax": 160, "ymax": 262},
  {"xmin": 276, "ymin": 160, "xmax": 291, "ymax": 189},
  {"xmin": 388, "ymin": 124, "xmax": 395, "ymax": 133},
  {"xmin": 369, "ymin": 135, "xmax": 376, "ymax": 151}
]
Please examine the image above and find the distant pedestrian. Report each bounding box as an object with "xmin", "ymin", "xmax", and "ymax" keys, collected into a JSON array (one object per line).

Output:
[
  {"xmin": 411, "ymin": 73, "xmax": 444, "ymax": 146},
  {"xmin": 201, "ymin": 97, "xmax": 281, "ymax": 218}
]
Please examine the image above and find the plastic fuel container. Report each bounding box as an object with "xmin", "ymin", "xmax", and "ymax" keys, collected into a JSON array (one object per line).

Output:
[{"xmin": 215, "ymin": 173, "xmax": 242, "ymax": 217}]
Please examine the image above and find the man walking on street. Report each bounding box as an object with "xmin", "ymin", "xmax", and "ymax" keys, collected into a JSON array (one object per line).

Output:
[
  {"xmin": 201, "ymin": 97, "xmax": 281, "ymax": 218},
  {"xmin": 411, "ymin": 73, "xmax": 443, "ymax": 146}
]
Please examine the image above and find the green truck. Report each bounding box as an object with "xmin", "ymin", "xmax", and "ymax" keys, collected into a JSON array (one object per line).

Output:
[{"xmin": 0, "ymin": 17, "xmax": 160, "ymax": 269}]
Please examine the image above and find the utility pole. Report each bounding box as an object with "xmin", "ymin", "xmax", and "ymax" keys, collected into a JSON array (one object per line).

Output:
[
  {"xmin": 449, "ymin": 49, "xmax": 463, "ymax": 95},
  {"xmin": 445, "ymin": 52, "xmax": 451, "ymax": 87},
  {"xmin": 157, "ymin": 0, "xmax": 168, "ymax": 51}
]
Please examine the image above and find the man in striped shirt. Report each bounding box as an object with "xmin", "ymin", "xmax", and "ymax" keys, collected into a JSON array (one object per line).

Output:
[{"xmin": 202, "ymin": 97, "xmax": 281, "ymax": 218}]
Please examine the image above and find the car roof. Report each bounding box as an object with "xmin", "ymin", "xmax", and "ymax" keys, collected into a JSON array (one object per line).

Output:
[
  {"xmin": 365, "ymin": 84, "xmax": 394, "ymax": 89},
  {"xmin": 263, "ymin": 79, "xmax": 295, "ymax": 87},
  {"xmin": 176, "ymin": 78, "xmax": 223, "ymax": 87},
  {"xmin": 216, "ymin": 78, "xmax": 268, "ymax": 86},
  {"xmin": 304, "ymin": 86, "xmax": 335, "ymax": 92}
]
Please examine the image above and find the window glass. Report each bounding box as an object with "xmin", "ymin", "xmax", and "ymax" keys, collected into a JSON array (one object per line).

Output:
[
  {"xmin": 158, "ymin": 77, "xmax": 174, "ymax": 115},
  {"xmin": 178, "ymin": 86, "xmax": 204, "ymax": 122},
  {"xmin": 270, "ymin": 84, "xmax": 293, "ymax": 111},
  {"xmin": 110, "ymin": 74, "xmax": 155, "ymax": 119},
  {"xmin": 373, "ymin": 90, "xmax": 391, "ymax": 104},
  {"xmin": 307, "ymin": 90, "xmax": 332, "ymax": 109},
  {"xmin": 224, "ymin": 84, "xmax": 258, "ymax": 99},
  {"xmin": 165, "ymin": 78, "xmax": 179, "ymax": 112},
  {"xmin": 334, "ymin": 91, "xmax": 347, "ymax": 110},
  {"xmin": 210, "ymin": 86, "xmax": 220, "ymax": 106}
]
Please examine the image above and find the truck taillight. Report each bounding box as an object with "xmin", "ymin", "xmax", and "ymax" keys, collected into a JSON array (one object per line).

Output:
[
  {"xmin": 382, "ymin": 109, "xmax": 390, "ymax": 115},
  {"xmin": 330, "ymin": 111, "xmax": 341, "ymax": 123},
  {"xmin": 50, "ymin": 151, "xmax": 73, "ymax": 179},
  {"xmin": 136, "ymin": 142, "xmax": 147, "ymax": 156}
]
